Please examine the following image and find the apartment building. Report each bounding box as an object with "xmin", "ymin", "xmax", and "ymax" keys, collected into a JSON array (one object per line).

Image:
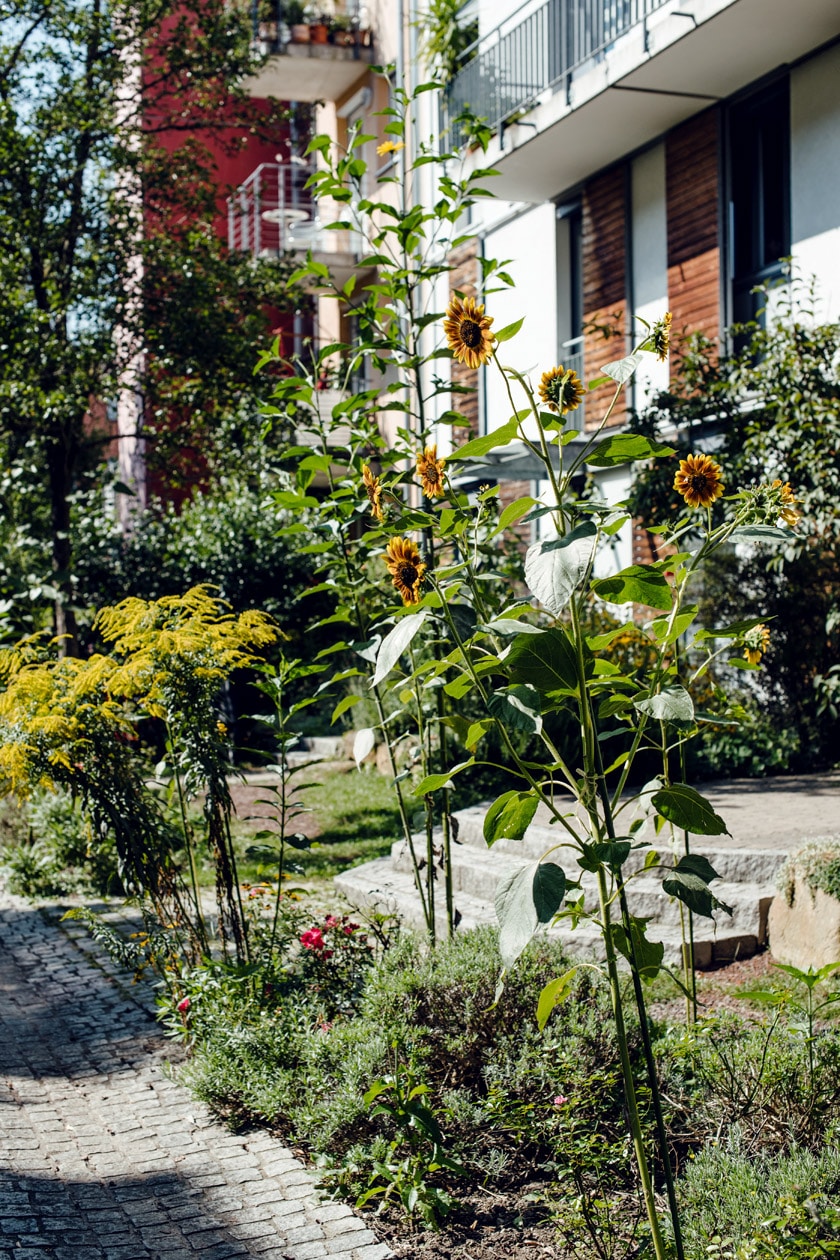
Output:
[{"xmin": 233, "ymin": 0, "xmax": 840, "ymax": 562}]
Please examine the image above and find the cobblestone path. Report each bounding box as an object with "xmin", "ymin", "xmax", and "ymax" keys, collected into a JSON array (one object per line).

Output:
[{"xmin": 0, "ymin": 895, "xmax": 391, "ymax": 1260}]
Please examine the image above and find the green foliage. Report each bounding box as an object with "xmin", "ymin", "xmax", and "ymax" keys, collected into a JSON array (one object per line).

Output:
[
  {"xmin": 777, "ymin": 838, "xmax": 840, "ymax": 907},
  {"xmin": 419, "ymin": 0, "xmax": 478, "ymax": 85},
  {"xmin": 629, "ymin": 276, "xmax": 840, "ymax": 772},
  {"xmin": 679, "ymin": 1135, "xmax": 840, "ymax": 1258},
  {"xmin": 1, "ymin": 788, "xmax": 121, "ymax": 898}
]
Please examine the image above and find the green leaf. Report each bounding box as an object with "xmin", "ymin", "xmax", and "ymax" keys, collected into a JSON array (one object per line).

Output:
[
  {"xmin": 586, "ymin": 433, "xmax": 676, "ymax": 467},
  {"xmin": 634, "ymin": 686, "xmax": 695, "ymax": 726},
  {"xmin": 450, "ymin": 415, "xmax": 519, "ymax": 460},
  {"xmin": 331, "ymin": 694, "xmax": 361, "ymax": 724},
  {"xmin": 586, "ymin": 621, "xmax": 636, "ymax": 650},
  {"xmin": 731, "ymin": 525, "xmax": 797, "ymax": 545},
  {"xmin": 609, "ymin": 918, "xmax": 664, "ymax": 979},
  {"xmin": 525, "ymin": 522, "xmax": 597, "ymax": 615},
  {"xmin": 494, "ymin": 317, "xmax": 524, "ymax": 344},
  {"xmin": 488, "ymin": 684, "xmax": 543, "ymax": 735},
  {"xmin": 652, "ymin": 784, "xmax": 728, "ymax": 835},
  {"xmin": 592, "ymin": 564, "xmax": 673, "ymax": 611},
  {"xmin": 578, "ymin": 840, "xmax": 632, "ymax": 873},
  {"xmin": 651, "ymin": 607, "xmax": 698, "ymax": 644},
  {"xmin": 505, "ymin": 628, "xmax": 579, "ymax": 694},
  {"xmin": 372, "ymin": 610, "xmax": 429, "ymax": 687},
  {"xmin": 600, "ymin": 352, "xmax": 643, "ymax": 384},
  {"xmin": 353, "ymin": 727, "xmax": 375, "ymax": 769},
  {"xmin": 495, "ymin": 861, "xmax": 567, "ymax": 969},
  {"xmin": 537, "ymin": 968, "xmax": 579, "ymax": 1031},
  {"xmin": 693, "ymin": 616, "xmax": 769, "ymax": 642},
  {"xmin": 663, "ymin": 855, "xmax": 733, "ymax": 919},
  {"xmin": 483, "ymin": 790, "xmax": 539, "ymax": 846},
  {"xmin": 482, "ymin": 617, "xmax": 544, "ymax": 637},
  {"xmin": 414, "ymin": 760, "xmax": 473, "ymax": 796},
  {"xmin": 497, "ymin": 495, "xmax": 537, "ymax": 532}
]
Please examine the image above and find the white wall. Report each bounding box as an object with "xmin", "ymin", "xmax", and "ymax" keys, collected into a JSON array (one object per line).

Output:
[
  {"xmin": 481, "ymin": 201, "xmax": 558, "ymax": 435},
  {"xmin": 631, "ymin": 143, "xmax": 670, "ymax": 406},
  {"xmin": 790, "ymin": 41, "xmax": 840, "ymax": 322}
]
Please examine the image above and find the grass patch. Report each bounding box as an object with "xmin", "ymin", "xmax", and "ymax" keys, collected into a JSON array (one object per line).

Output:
[{"xmin": 232, "ymin": 765, "xmax": 400, "ymax": 882}]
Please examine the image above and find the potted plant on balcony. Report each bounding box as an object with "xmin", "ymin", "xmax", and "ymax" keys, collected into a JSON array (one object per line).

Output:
[
  {"xmin": 329, "ymin": 14, "xmax": 355, "ymax": 47},
  {"xmin": 309, "ymin": 11, "xmax": 330, "ymax": 43},
  {"xmin": 284, "ymin": 1, "xmax": 310, "ymax": 42}
]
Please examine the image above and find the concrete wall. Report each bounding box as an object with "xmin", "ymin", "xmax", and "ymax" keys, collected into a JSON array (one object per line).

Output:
[{"xmin": 790, "ymin": 40, "xmax": 840, "ymax": 322}]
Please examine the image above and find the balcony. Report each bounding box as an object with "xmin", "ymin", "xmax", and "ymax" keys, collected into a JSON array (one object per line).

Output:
[
  {"xmin": 445, "ymin": 0, "xmax": 840, "ymax": 202},
  {"xmin": 243, "ymin": 2, "xmax": 375, "ymax": 103},
  {"xmin": 228, "ymin": 161, "xmax": 366, "ymax": 287}
]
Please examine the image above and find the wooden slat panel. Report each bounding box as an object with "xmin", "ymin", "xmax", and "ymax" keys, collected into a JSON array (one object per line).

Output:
[
  {"xmin": 666, "ymin": 108, "xmax": 721, "ymax": 353},
  {"xmin": 583, "ymin": 167, "xmax": 628, "ymax": 428},
  {"xmin": 448, "ymin": 242, "xmax": 480, "ymax": 440}
]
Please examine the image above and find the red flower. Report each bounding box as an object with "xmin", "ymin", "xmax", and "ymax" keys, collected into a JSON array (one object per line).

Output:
[
  {"xmin": 344, "ymin": 922, "xmax": 360, "ymax": 935},
  {"xmin": 324, "ymin": 915, "xmax": 340, "ymax": 929},
  {"xmin": 177, "ymin": 996, "xmax": 191, "ymax": 1013},
  {"xmin": 300, "ymin": 928, "xmax": 326, "ymax": 952}
]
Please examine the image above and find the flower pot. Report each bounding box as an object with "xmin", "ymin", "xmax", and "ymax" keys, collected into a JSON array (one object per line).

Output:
[
  {"xmin": 309, "ymin": 22, "xmax": 328, "ymax": 43},
  {"xmin": 331, "ymin": 28, "xmax": 355, "ymax": 46},
  {"xmin": 357, "ymin": 27, "xmax": 372, "ymax": 47},
  {"xmin": 258, "ymin": 20, "xmax": 278, "ymax": 41},
  {"xmin": 290, "ymin": 22, "xmax": 310, "ymax": 42}
]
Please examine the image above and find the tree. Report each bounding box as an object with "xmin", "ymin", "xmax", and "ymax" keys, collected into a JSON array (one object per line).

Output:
[{"xmin": 0, "ymin": 0, "xmax": 301, "ymax": 647}]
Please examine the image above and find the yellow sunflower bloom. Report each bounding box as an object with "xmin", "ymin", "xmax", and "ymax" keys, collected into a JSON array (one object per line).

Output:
[
  {"xmin": 362, "ymin": 463, "xmax": 384, "ymax": 522},
  {"xmin": 650, "ymin": 311, "xmax": 672, "ymax": 362},
  {"xmin": 377, "ymin": 140, "xmax": 405, "ymax": 157},
  {"xmin": 743, "ymin": 624, "xmax": 771, "ymax": 666},
  {"xmin": 443, "ymin": 296, "xmax": 494, "ymax": 369},
  {"xmin": 673, "ymin": 453, "xmax": 725, "ymax": 510},
  {"xmin": 385, "ymin": 537, "xmax": 426, "ymax": 606},
  {"xmin": 417, "ymin": 445, "xmax": 446, "ymax": 499},
  {"xmin": 538, "ymin": 365, "xmax": 585, "ymax": 415},
  {"xmin": 771, "ymin": 479, "xmax": 801, "ymax": 529}
]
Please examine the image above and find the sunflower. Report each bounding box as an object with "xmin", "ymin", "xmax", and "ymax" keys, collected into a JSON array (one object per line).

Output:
[
  {"xmin": 772, "ymin": 479, "xmax": 801, "ymax": 529},
  {"xmin": 650, "ymin": 311, "xmax": 672, "ymax": 362},
  {"xmin": 362, "ymin": 463, "xmax": 384, "ymax": 522},
  {"xmin": 743, "ymin": 624, "xmax": 770, "ymax": 666},
  {"xmin": 417, "ymin": 445, "xmax": 446, "ymax": 499},
  {"xmin": 443, "ymin": 296, "xmax": 494, "ymax": 369},
  {"xmin": 673, "ymin": 453, "xmax": 725, "ymax": 510},
  {"xmin": 377, "ymin": 139, "xmax": 405, "ymax": 157},
  {"xmin": 385, "ymin": 537, "xmax": 426, "ymax": 605},
  {"xmin": 538, "ymin": 365, "xmax": 585, "ymax": 415}
]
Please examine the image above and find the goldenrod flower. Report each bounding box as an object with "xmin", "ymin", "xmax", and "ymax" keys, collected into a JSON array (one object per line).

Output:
[
  {"xmin": 743, "ymin": 624, "xmax": 770, "ymax": 666},
  {"xmin": 650, "ymin": 311, "xmax": 672, "ymax": 362},
  {"xmin": 673, "ymin": 453, "xmax": 725, "ymax": 510},
  {"xmin": 416, "ymin": 445, "xmax": 446, "ymax": 499},
  {"xmin": 772, "ymin": 479, "xmax": 801, "ymax": 529},
  {"xmin": 443, "ymin": 296, "xmax": 494, "ymax": 369},
  {"xmin": 385, "ymin": 537, "xmax": 426, "ymax": 605},
  {"xmin": 376, "ymin": 139, "xmax": 404, "ymax": 157},
  {"xmin": 538, "ymin": 365, "xmax": 585, "ymax": 415},
  {"xmin": 362, "ymin": 463, "xmax": 384, "ymax": 522}
]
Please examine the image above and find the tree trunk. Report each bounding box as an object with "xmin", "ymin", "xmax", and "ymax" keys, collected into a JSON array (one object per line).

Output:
[{"xmin": 46, "ymin": 436, "xmax": 80, "ymax": 656}]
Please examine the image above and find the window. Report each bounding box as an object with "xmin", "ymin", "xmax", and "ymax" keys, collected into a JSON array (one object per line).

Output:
[{"xmin": 727, "ymin": 79, "xmax": 790, "ymax": 329}]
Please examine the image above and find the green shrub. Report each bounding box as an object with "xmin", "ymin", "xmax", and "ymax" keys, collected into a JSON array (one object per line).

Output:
[
  {"xmin": 679, "ymin": 1131, "xmax": 840, "ymax": 1257},
  {"xmin": 1, "ymin": 787, "xmax": 121, "ymax": 897}
]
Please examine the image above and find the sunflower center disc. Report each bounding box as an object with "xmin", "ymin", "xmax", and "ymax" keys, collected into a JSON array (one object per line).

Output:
[{"xmin": 459, "ymin": 319, "xmax": 482, "ymax": 348}]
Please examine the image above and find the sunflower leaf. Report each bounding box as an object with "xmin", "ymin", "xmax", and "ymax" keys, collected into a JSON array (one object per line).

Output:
[
  {"xmin": 600, "ymin": 352, "xmax": 643, "ymax": 384},
  {"xmin": 494, "ymin": 317, "xmax": 524, "ymax": 344},
  {"xmin": 495, "ymin": 861, "xmax": 567, "ymax": 969},
  {"xmin": 524, "ymin": 522, "xmax": 597, "ymax": 615},
  {"xmin": 372, "ymin": 610, "xmax": 429, "ymax": 686},
  {"xmin": 451, "ymin": 415, "xmax": 520, "ymax": 460}
]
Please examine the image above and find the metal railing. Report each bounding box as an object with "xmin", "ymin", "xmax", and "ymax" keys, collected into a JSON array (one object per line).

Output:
[
  {"xmin": 252, "ymin": 1, "xmax": 373, "ymax": 57},
  {"xmin": 560, "ymin": 335, "xmax": 586, "ymax": 428},
  {"xmin": 227, "ymin": 162, "xmax": 364, "ymax": 260},
  {"xmin": 445, "ymin": 0, "xmax": 672, "ymax": 141}
]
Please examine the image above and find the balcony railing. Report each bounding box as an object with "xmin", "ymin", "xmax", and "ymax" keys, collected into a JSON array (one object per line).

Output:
[
  {"xmin": 445, "ymin": 0, "xmax": 671, "ymax": 141},
  {"xmin": 227, "ymin": 162, "xmax": 364, "ymax": 261}
]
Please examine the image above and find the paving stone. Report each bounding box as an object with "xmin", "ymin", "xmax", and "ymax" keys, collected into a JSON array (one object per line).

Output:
[{"xmin": 0, "ymin": 891, "xmax": 392, "ymax": 1260}]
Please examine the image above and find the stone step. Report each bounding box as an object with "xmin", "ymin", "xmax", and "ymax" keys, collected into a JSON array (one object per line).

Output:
[
  {"xmin": 335, "ymin": 859, "xmax": 762, "ymax": 967},
  {"xmin": 451, "ymin": 804, "xmax": 788, "ymax": 884},
  {"xmin": 388, "ymin": 840, "xmax": 774, "ymax": 939}
]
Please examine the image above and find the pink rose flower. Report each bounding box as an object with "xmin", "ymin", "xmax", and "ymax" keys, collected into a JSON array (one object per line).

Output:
[
  {"xmin": 177, "ymin": 996, "xmax": 191, "ymax": 1013},
  {"xmin": 553, "ymin": 1095, "xmax": 568, "ymax": 1107},
  {"xmin": 324, "ymin": 915, "xmax": 340, "ymax": 929},
  {"xmin": 300, "ymin": 928, "xmax": 326, "ymax": 952}
]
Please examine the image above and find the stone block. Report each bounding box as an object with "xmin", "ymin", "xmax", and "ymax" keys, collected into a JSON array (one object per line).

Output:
[{"xmin": 769, "ymin": 882, "xmax": 840, "ymax": 970}]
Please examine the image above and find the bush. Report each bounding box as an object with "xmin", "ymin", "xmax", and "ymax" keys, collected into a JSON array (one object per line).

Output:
[{"xmin": 1, "ymin": 787, "xmax": 121, "ymax": 898}]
